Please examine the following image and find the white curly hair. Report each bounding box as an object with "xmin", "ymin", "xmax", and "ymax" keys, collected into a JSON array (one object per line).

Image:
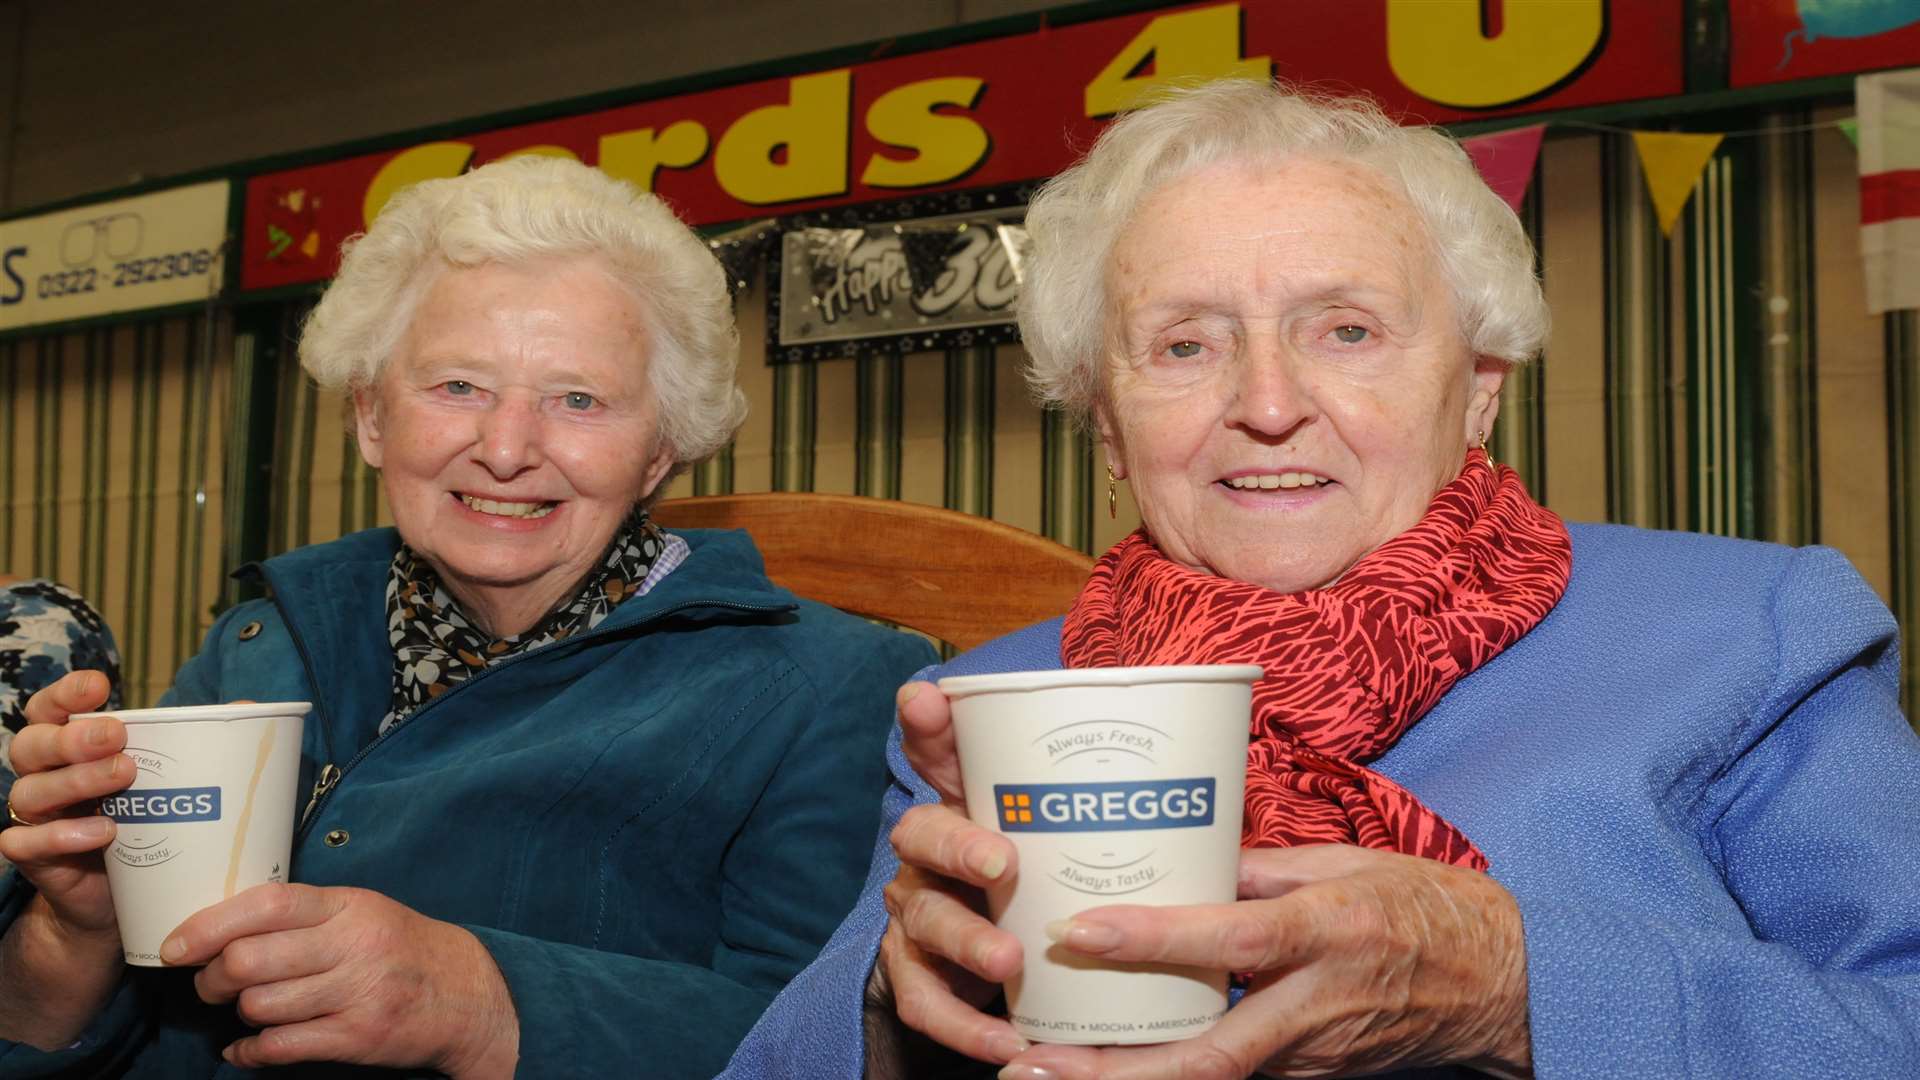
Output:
[
  {"xmin": 298, "ymin": 155, "xmax": 746, "ymax": 471},
  {"xmin": 1018, "ymin": 79, "xmax": 1548, "ymax": 425}
]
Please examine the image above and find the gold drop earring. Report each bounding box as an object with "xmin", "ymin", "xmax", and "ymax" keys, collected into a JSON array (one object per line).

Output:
[
  {"xmin": 1107, "ymin": 464, "xmax": 1119, "ymax": 519},
  {"xmin": 1478, "ymin": 429, "xmax": 1496, "ymax": 469}
]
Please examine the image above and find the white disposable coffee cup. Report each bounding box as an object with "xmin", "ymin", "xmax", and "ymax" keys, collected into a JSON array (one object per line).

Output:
[
  {"xmin": 79, "ymin": 702, "xmax": 310, "ymax": 966},
  {"xmin": 940, "ymin": 665, "xmax": 1258, "ymax": 1046}
]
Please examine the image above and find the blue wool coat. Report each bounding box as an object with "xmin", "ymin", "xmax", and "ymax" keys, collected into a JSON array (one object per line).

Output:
[
  {"xmin": 722, "ymin": 523, "xmax": 1920, "ymax": 1079},
  {"xmin": 0, "ymin": 527, "xmax": 936, "ymax": 1079}
]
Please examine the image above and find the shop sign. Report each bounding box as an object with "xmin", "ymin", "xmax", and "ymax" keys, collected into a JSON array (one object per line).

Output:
[
  {"xmin": 774, "ymin": 207, "xmax": 1028, "ymax": 360},
  {"xmin": 1, "ymin": 180, "xmax": 230, "ymax": 333},
  {"xmin": 240, "ymin": 0, "xmax": 1682, "ymax": 294},
  {"xmin": 1733, "ymin": 0, "xmax": 1920, "ymax": 87}
]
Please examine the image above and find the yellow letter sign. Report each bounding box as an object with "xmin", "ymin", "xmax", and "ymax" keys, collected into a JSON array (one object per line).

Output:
[
  {"xmin": 716, "ymin": 70, "xmax": 853, "ymax": 205},
  {"xmin": 862, "ymin": 77, "xmax": 991, "ymax": 189},
  {"xmin": 1084, "ymin": 3, "xmax": 1270, "ymax": 119},
  {"xmin": 362, "ymin": 142, "xmax": 475, "ymax": 227},
  {"xmin": 1388, "ymin": 0, "xmax": 1604, "ymax": 109}
]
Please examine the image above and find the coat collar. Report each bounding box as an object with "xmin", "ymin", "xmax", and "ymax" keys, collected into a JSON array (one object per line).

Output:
[{"xmin": 237, "ymin": 527, "xmax": 798, "ymax": 751}]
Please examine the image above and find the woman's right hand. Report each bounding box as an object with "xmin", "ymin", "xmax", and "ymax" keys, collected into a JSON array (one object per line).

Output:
[
  {"xmin": 0, "ymin": 670, "xmax": 129, "ymax": 950},
  {"xmin": 870, "ymin": 681, "xmax": 1031, "ymax": 1066}
]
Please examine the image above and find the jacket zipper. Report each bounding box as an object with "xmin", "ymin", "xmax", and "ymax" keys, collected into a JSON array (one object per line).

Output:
[
  {"xmin": 290, "ymin": 597, "xmax": 787, "ymax": 841},
  {"xmin": 298, "ymin": 763, "xmax": 342, "ymax": 829}
]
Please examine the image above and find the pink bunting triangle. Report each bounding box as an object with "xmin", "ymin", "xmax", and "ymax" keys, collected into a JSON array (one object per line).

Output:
[{"xmin": 1462, "ymin": 125, "xmax": 1546, "ymax": 212}]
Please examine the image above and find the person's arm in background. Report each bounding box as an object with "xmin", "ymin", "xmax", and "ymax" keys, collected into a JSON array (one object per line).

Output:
[
  {"xmin": 0, "ymin": 577, "xmax": 125, "ymax": 815},
  {"xmin": 0, "ymin": 574, "xmax": 17, "ymax": 775}
]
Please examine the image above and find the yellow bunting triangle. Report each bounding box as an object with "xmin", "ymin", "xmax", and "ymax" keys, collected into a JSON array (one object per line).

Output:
[{"xmin": 1631, "ymin": 131, "xmax": 1725, "ymax": 237}]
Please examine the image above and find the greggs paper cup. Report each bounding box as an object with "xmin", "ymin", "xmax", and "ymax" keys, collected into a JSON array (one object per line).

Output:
[
  {"xmin": 80, "ymin": 702, "xmax": 310, "ymax": 966},
  {"xmin": 939, "ymin": 666, "xmax": 1258, "ymax": 1045}
]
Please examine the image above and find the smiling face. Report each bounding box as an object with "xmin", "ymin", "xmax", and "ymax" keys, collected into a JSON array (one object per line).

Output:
[
  {"xmin": 353, "ymin": 257, "xmax": 676, "ymax": 637},
  {"xmin": 1098, "ymin": 157, "xmax": 1507, "ymax": 594}
]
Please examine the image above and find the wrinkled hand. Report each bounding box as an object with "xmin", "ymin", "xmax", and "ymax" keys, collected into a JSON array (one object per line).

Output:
[
  {"xmin": 869, "ymin": 681, "xmax": 1031, "ymax": 1066},
  {"xmin": 0, "ymin": 670, "xmax": 127, "ymax": 951},
  {"xmin": 1005, "ymin": 845, "xmax": 1533, "ymax": 1080},
  {"xmin": 163, "ymin": 883, "xmax": 519, "ymax": 1078}
]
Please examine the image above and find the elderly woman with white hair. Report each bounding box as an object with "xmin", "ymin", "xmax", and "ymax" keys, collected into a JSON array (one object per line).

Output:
[
  {"xmin": 725, "ymin": 81, "xmax": 1920, "ymax": 1079},
  {"xmin": 0, "ymin": 156, "xmax": 933, "ymax": 1078}
]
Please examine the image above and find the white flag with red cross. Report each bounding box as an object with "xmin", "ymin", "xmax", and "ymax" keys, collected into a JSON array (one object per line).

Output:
[{"xmin": 1859, "ymin": 68, "xmax": 1920, "ymax": 315}]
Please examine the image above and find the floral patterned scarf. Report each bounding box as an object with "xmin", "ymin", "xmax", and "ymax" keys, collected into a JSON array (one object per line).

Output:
[{"xmin": 381, "ymin": 518, "xmax": 668, "ymax": 733}]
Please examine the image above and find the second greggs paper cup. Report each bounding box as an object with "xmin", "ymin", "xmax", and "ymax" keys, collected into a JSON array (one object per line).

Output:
[
  {"xmin": 80, "ymin": 702, "xmax": 310, "ymax": 966},
  {"xmin": 939, "ymin": 665, "xmax": 1258, "ymax": 1045}
]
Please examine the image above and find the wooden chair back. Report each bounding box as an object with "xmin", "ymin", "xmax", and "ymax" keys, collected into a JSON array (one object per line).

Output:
[{"xmin": 652, "ymin": 493, "xmax": 1095, "ymax": 651}]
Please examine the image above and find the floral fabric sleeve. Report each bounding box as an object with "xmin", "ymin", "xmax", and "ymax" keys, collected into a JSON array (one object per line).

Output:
[{"xmin": 0, "ymin": 580, "xmax": 123, "ymax": 765}]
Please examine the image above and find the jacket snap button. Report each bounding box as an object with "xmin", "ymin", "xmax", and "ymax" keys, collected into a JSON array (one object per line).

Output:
[
  {"xmin": 238, "ymin": 621, "xmax": 263, "ymax": 641},
  {"xmin": 323, "ymin": 829, "xmax": 349, "ymax": 847}
]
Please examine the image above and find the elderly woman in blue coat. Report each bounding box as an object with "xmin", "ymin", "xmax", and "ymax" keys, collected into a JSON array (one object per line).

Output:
[
  {"xmin": 0, "ymin": 156, "xmax": 933, "ymax": 1078},
  {"xmin": 725, "ymin": 81, "xmax": 1920, "ymax": 1079}
]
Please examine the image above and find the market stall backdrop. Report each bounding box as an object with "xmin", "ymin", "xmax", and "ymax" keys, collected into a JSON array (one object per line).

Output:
[{"xmin": 4, "ymin": 0, "xmax": 1920, "ymax": 715}]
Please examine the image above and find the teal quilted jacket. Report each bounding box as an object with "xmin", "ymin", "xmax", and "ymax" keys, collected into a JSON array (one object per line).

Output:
[{"xmin": 0, "ymin": 526, "xmax": 934, "ymax": 1079}]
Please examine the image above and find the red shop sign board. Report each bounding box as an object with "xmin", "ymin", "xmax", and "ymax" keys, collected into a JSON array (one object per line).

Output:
[
  {"xmin": 242, "ymin": 0, "xmax": 1682, "ymax": 293},
  {"xmin": 1733, "ymin": 0, "xmax": 1920, "ymax": 87}
]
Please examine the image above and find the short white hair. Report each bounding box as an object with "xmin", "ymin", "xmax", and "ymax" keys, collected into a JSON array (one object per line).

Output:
[
  {"xmin": 299, "ymin": 155, "xmax": 746, "ymax": 468},
  {"xmin": 1019, "ymin": 79, "xmax": 1549, "ymax": 425}
]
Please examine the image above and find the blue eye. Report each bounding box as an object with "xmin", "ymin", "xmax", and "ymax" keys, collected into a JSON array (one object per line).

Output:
[
  {"xmin": 444, "ymin": 380, "xmax": 474, "ymax": 395},
  {"xmin": 1167, "ymin": 341, "xmax": 1203, "ymax": 359},
  {"xmin": 564, "ymin": 392, "xmax": 597, "ymax": 410},
  {"xmin": 1332, "ymin": 325, "xmax": 1369, "ymax": 344}
]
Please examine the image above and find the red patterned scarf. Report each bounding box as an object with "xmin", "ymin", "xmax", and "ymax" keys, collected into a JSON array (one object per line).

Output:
[{"xmin": 1061, "ymin": 451, "xmax": 1571, "ymax": 870}]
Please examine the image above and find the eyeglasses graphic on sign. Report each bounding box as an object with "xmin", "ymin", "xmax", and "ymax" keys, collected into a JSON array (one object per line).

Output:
[{"xmin": 62, "ymin": 213, "xmax": 144, "ymax": 267}]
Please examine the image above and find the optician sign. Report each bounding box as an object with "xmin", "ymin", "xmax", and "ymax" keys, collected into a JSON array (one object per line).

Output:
[
  {"xmin": 240, "ymin": 0, "xmax": 1683, "ymax": 292},
  {"xmin": 0, "ymin": 180, "xmax": 230, "ymax": 333}
]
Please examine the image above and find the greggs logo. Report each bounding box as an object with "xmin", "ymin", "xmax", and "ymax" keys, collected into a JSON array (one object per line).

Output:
[
  {"xmin": 993, "ymin": 779, "xmax": 1215, "ymax": 833},
  {"xmin": 100, "ymin": 787, "xmax": 221, "ymax": 824}
]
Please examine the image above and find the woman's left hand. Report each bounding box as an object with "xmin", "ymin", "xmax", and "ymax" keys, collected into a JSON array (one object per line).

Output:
[
  {"xmin": 160, "ymin": 883, "xmax": 519, "ymax": 1078},
  {"xmin": 1004, "ymin": 845, "xmax": 1532, "ymax": 1080}
]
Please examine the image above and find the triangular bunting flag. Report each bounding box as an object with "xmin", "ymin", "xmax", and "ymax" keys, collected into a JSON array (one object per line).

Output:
[
  {"xmin": 1461, "ymin": 125, "xmax": 1545, "ymax": 212},
  {"xmin": 1839, "ymin": 118, "xmax": 1861, "ymax": 149},
  {"xmin": 705, "ymin": 218, "xmax": 779, "ymax": 299},
  {"xmin": 1631, "ymin": 131, "xmax": 1724, "ymax": 237},
  {"xmin": 1857, "ymin": 69, "xmax": 1920, "ymax": 314},
  {"xmin": 898, "ymin": 224, "xmax": 964, "ymax": 297}
]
